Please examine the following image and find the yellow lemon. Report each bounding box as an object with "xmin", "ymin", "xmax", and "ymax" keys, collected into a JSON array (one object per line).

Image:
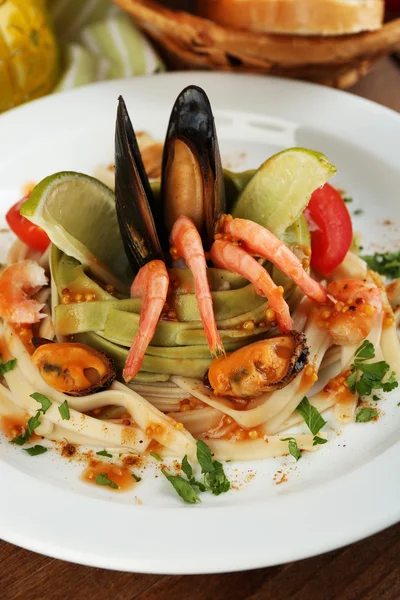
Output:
[{"xmin": 0, "ymin": 0, "xmax": 59, "ymax": 112}]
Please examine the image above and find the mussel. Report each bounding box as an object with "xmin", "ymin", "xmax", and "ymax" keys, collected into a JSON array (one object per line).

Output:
[
  {"xmin": 114, "ymin": 85, "xmax": 226, "ymax": 272},
  {"xmin": 206, "ymin": 332, "xmax": 309, "ymax": 399},
  {"xmin": 161, "ymin": 85, "xmax": 225, "ymax": 248},
  {"xmin": 32, "ymin": 342, "xmax": 115, "ymax": 396},
  {"xmin": 115, "ymin": 96, "xmax": 165, "ymax": 272}
]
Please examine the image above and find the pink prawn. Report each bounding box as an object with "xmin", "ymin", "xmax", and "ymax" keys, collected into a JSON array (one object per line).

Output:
[
  {"xmin": 0, "ymin": 260, "xmax": 47, "ymax": 324},
  {"xmin": 123, "ymin": 260, "xmax": 169, "ymax": 382},
  {"xmin": 210, "ymin": 240, "xmax": 292, "ymax": 332},
  {"xmin": 221, "ymin": 216, "xmax": 327, "ymax": 303},
  {"xmin": 170, "ymin": 216, "xmax": 224, "ymax": 356}
]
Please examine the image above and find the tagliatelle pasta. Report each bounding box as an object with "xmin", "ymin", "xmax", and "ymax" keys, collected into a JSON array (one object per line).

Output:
[{"xmin": 0, "ymin": 86, "xmax": 399, "ymax": 502}]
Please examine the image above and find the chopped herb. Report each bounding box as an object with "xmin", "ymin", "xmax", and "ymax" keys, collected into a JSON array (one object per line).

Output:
[
  {"xmin": 30, "ymin": 392, "xmax": 51, "ymax": 414},
  {"xmin": 181, "ymin": 455, "xmax": 193, "ymax": 480},
  {"xmin": 190, "ymin": 479, "xmax": 207, "ymax": 493},
  {"xmin": 10, "ymin": 411, "xmax": 42, "ymax": 445},
  {"xmin": 132, "ymin": 473, "xmax": 142, "ymax": 482},
  {"xmin": 281, "ymin": 437, "xmax": 302, "ymax": 461},
  {"xmin": 58, "ymin": 400, "xmax": 70, "ymax": 420},
  {"xmin": 203, "ymin": 461, "xmax": 230, "ymax": 495},
  {"xmin": 179, "ymin": 454, "xmax": 208, "ymax": 491},
  {"xmin": 95, "ymin": 472, "xmax": 119, "ymax": 489},
  {"xmin": 354, "ymin": 340, "xmax": 374, "ymax": 360},
  {"xmin": 355, "ymin": 407, "xmax": 378, "ymax": 423},
  {"xmin": 361, "ymin": 251, "xmax": 400, "ymax": 279},
  {"xmin": 372, "ymin": 395, "xmax": 381, "ymax": 402},
  {"xmin": 150, "ymin": 451, "xmax": 162, "ymax": 462},
  {"xmin": 24, "ymin": 445, "xmax": 47, "ymax": 456},
  {"xmin": 96, "ymin": 450, "xmax": 112, "ymax": 458},
  {"xmin": 161, "ymin": 469, "xmax": 200, "ymax": 504},
  {"xmin": 313, "ymin": 436, "xmax": 328, "ymax": 446},
  {"xmin": 160, "ymin": 441, "xmax": 230, "ymax": 503},
  {"xmin": 382, "ymin": 372, "xmax": 398, "ymax": 393},
  {"xmin": 0, "ymin": 357, "xmax": 16, "ymax": 375},
  {"xmin": 354, "ymin": 209, "xmax": 364, "ymax": 216},
  {"xmin": 296, "ymin": 396, "xmax": 327, "ymax": 435},
  {"xmin": 343, "ymin": 197, "xmax": 353, "ymax": 203},
  {"xmin": 347, "ymin": 341, "xmax": 398, "ymax": 397},
  {"xmin": 196, "ymin": 440, "xmax": 230, "ymax": 496},
  {"xmin": 196, "ymin": 439, "xmax": 214, "ymax": 473}
]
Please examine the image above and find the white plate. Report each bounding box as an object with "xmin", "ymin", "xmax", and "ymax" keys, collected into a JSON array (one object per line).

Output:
[{"xmin": 0, "ymin": 73, "xmax": 399, "ymax": 575}]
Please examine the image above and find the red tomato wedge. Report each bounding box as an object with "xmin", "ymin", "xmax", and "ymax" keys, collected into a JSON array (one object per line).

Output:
[
  {"xmin": 304, "ymin": 183, "xmax": 353, "ymax": 277},
  {"xmin": 6, "ymin": 197, "xmax": 50, "ymax": 253}
]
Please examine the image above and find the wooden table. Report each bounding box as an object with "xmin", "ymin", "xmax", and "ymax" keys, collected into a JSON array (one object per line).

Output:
[{"xmin": 1, "ymin": 57, "xmax": 400, "ymax": 600}]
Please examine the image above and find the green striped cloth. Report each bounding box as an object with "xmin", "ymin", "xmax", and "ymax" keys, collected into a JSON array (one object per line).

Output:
[{"xmin": 48, "ymin": 0, "xmax": 164, "ymax": 91}]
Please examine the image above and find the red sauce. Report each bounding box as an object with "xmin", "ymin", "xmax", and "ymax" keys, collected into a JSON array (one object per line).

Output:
[
  {"xmin": 0, "ymin": 414, "xmax": 28, "ymax": 439},
  {"xmin": 81, "ymin": 461, "xmax": 137, "ymax": 492}
]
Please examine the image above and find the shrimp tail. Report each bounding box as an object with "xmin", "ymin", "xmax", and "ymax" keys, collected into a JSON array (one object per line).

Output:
[
  {"xmin": 123, "ymin": 260, "xmax": 169, "ymax": 382},
  {"xmin": 170, "ymin": 216, "xmax": 224, "ymax": 357},
  {"xmin": 210, "ymin": 240, "xmax": 293, "ymax": 333},
  {"xmin": 222, "ymin": 216, "xmax": 327, "ymax": 303}
]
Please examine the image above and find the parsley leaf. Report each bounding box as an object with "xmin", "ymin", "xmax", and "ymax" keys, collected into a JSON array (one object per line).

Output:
[
  {"xmin": 181, "ymin": 455, "xmax": 193, "ymax": 480},
  {"xmin": 203, "ymin": 461, "xmax": 230, "ymax": 495},
  {"xmin": 343, "ymin": 197, "xmax": 353, "ymax": 203},
  {"xmin": 150, "ymin": 451, "xmax": 162, "ymax": 462},
  {"xmin": 313, "ymin": 436, "xmax": 328, "ymax": 446},
  {"xmin": 354, "ymin": 340, "xmax": 375, "ymax": 360},
  {"xmin": 10, "ymin": 411, "xmax": 42, "ymax": 445},
  {"xmin": 160, "ymin": 441, "xmax": 230, "ymax": 503},
  {"xmin": 354, "ymin": 209, "xmax": 364, "ymax": 216},
  {"xmin": 0, "ymin": 357, "xmax": 16, "ymax": 375},
  {"xmin": 296, "ymin": 397, "xmax": 327, "ymax": 435},
  {"xmin": 361, "ymin": 251, "xmax": 400, "ymax": 279},
  {"xmin": 161, "ymin": 469, "xmax": 200, "ymax": 504},
  {"xmin": 382, "ymin": 372, "xmax": 398, "ymax": 393},
  {"xmin": 58, "ymin": 400, "xmax": 70, "ymax": 420},
  {"xmin": 190, "ymin": 479, "xmax": 207, "ymax": 492},
  {"xmin": 96, "ymin": 450, "xmax": 112, "ymax": 458},
  {"xmin": 132, "ymin": 474, "xmax": 141, "ymax": 482},
  {"xmin": 24, "ymin": 445, "xmax": 48, "ymax": 456},
  {"xmin": 196, "ymin": 440, "xmax": 215, "ymax": 473},
  {"xmin": 347, "ymin": 342, "xmax": 398, "ymax": 397},
  {"xmin": 196, "ymin": 440, "xmax": 230, "ymax": 496},
  {"xmin": 281, "ymin": 437, "xmax": 302, "ymax": 461},
  {"xmin": 355, "ymin": 407, "xmax": 378, "ymax": 423},
  {"xmin": 95, "ymin": 472, "xmax": 119, "ymax": 489},
  {"xmin": 30, "ymin": 392, "xmax": 51, "ymax": 414}
]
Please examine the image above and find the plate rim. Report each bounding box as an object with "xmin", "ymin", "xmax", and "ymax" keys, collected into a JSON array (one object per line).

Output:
[{"xmin": 0, "ymin": 71, "xmax": 399, "ymax": 574}]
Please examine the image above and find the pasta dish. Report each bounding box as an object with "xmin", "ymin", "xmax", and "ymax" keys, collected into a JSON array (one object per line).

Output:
[{"xmin": 0, "ymin": 85, "xmax": 399, "ymax": 502}]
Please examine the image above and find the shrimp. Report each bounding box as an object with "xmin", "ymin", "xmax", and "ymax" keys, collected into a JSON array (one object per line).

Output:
[
  {"xmin": 170, "ymin": 216, "xmax": 224, "ymax": 356},
  {"xmin": 220, "ymin": 215, "xmax": 327, "ymax": 303},
  {"xmin": 210, "ymin": 240, "xmax": 293, "ymax": 332},
  {"xmin": 0, "ymin": 260, "xmax": 48, "ymax": 324},
  {"xmin": 123, "ymin": 260, "xmax": 169, "ymax": 382},
  {"xmin": 319, "ymin": 279, "xmax": 382, "ymax": 345}
]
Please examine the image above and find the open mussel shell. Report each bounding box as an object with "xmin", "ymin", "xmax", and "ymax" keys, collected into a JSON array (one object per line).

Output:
[
  {"xmin": 206, "ymin": 331, "xmax": 310, "ymax": 399},
  {"xmin": 161, "ymin": 85, "xmax": 226, "ymax": 247},
  {"xmin": 32, "ymin": 342, "xmax": 116, "ymax": 396},
  {"xmin": 115, "ymin": 96, "xmax": 166, "ymax": 273}
]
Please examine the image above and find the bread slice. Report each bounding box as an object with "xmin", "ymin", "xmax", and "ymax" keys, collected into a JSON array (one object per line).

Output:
[{"xmin": 197, "ymin": 0, "xmax": 384, "ymax": 35}]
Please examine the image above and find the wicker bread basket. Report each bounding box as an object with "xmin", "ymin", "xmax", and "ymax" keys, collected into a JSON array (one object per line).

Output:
[{"xmin": 113, "ymin": 0, "xmax": 400, "ymax": 88}]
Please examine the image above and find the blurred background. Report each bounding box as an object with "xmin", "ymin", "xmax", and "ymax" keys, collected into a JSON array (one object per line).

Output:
[{"xmin": 1, "ymin": 0, "xmax": 400, "ymax": 113}]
